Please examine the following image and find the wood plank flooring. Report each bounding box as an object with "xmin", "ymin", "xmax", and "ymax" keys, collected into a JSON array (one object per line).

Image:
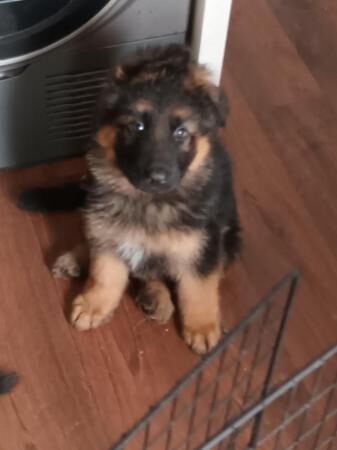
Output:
[{"xmin": 1, "ymin": 0, "xmax": 337, "ymax": 448}]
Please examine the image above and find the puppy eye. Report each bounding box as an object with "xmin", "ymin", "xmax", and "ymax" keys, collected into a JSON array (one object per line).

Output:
[
  {"xmin": 173, "ymin": 126, "xmax": 189, "ymax": 140},
  {"xmin": 135, "ymin": 121, "xmax": 145, "ymax": 132}
]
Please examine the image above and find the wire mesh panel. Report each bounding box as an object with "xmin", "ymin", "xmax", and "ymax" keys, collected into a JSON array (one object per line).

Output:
[
  {"xmin": 111, "ymin": 271, "xmax": 299, "ymax": 450},
  {"xmin": 253, "ymin": 345, "xmax": 337, "ymax": 450},
  {"xmin": 201, "ymin": 344, "xmax": 337, "ymax": 450}
]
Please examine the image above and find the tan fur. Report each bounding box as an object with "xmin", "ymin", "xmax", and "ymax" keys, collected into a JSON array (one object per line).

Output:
[
  {"xmin": 95, "ymin": 126, "xmax": 116, "ymax": 161},
  {"xmin": 187, "ymin": 135, "xmax": 211, "ymax": 174},
  {"xmin": 132, "ymin": 68, "xmax": 167, "ymax": 84},
  {"xmin": 133, "ymin": 99, "xmax": 153, "ymax": 113},
  {"xmin": 178, "ymin": 268, "xmax": 222, "ymax": 354},
  {"xmin": 170, "ymin": 106, "xmax": 199, "ymax": 137},
  {"xmin": 185, "ymin": 65, "xmax": 221, "ymax": 110},
  {"xmin": 171, "ymin": 106, "xmax": 192, "ymax": 120},
  {"xmin": 71, "ymin": 253, "xmax": 128, "ymax": 330},
  {"xmin": 185, "ymin": 65, "xmax": 212, "ymax": 90},
  {"xmin": 114, "ymin": 65, "xmax": 125, "ymax": 81},
  {"xmin": 183, "ymin": 120, "xmax": 199, "ymax": 136}
]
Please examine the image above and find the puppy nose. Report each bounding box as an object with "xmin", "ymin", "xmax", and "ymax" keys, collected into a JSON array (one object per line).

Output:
[{"xmin": 147, "ymin": 167, "xmax": 169, "ymax": 185}]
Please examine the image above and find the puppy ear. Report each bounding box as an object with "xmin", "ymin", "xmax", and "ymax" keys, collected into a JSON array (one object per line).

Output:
[
  {"xmin": 185, "ymin": 65, "xmax": 229, "ymax": 128},
  {"xmin": 95, "ymin": 126, "xmax": 116, "ymax": 155}
]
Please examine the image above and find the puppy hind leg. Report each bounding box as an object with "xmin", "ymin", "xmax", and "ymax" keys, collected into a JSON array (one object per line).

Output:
[
  {"xmin": 136, "ymin": 279, "xmax": 175, "ymax": 324},
  {"xmin": 52, "ymin": 242, "xmax": 89, "ymax": 279}
]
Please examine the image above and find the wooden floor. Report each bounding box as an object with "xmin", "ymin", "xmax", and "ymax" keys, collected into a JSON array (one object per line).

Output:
[{"xmin": 1, "ymin": 1, "xmax": 337, "ymax": 449}]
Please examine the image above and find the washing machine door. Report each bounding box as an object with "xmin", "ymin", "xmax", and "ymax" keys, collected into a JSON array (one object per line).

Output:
[{"xmin": 0, "ymin": 0, "xmax": 120, "ymax": 64}]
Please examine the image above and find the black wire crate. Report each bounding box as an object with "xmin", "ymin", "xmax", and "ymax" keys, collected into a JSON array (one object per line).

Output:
[{"xmin": 111, "ymin": 271, "xmax": 301, "ymax": 450}]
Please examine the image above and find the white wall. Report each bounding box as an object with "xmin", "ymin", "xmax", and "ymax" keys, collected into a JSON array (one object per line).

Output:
[{"xmin": 191, "ymin": 0, "xmax": 233, "ymax": 86}]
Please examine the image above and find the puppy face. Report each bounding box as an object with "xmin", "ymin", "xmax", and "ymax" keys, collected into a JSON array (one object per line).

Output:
[{"xmin": 95, "ymin": 45, "xmax": 228, "ymax": 194}]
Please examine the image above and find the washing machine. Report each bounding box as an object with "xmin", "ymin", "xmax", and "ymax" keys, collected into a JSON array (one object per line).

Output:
[{"xmin": 0, "ymin": 0, "xmax": 192, "ymax": 168}]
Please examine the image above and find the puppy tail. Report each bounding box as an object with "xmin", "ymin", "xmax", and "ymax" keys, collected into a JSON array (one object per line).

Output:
[
  {"xmin": 16, "ymin": 182, "xmax": 86, "ymax": 213},
  {"xmin": 0, "ymin": 371, "xmax": 18, "ymax": 395}
]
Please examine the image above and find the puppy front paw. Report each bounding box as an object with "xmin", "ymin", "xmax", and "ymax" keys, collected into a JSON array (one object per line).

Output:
[
  {"xmin": 183, "ymin": 322, "xmax": 221, "ymax": 355},
  {"xmin": 71, "ymin": 294, "xmax": 113, "ymax": 331}
]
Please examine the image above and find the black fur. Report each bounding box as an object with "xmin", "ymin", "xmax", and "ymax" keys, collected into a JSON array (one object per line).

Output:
[{"xmin": 17, "ymin": 182, "xmax": 85, "ymax": 213}]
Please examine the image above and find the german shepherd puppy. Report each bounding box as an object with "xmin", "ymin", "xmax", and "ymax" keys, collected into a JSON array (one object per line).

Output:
[{"xmin": 19, "ymin": 45, "xmax": 241, "ymax": 354}]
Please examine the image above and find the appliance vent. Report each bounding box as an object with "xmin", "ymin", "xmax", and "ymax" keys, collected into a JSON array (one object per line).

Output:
[{"xmin": 46, "ymin": 69, "xmax": 109, "ymax": 142}]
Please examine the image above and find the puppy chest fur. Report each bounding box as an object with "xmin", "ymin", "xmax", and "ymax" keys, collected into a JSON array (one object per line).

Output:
[{"xmin": 85, "ymin": 192, "xmax": 206, "ymax": 278}]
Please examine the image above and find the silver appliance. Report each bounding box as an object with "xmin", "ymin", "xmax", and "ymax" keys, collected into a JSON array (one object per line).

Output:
[{"xmin": 0, "ymin": 0, "xmax": 191, "ymax": 167}]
